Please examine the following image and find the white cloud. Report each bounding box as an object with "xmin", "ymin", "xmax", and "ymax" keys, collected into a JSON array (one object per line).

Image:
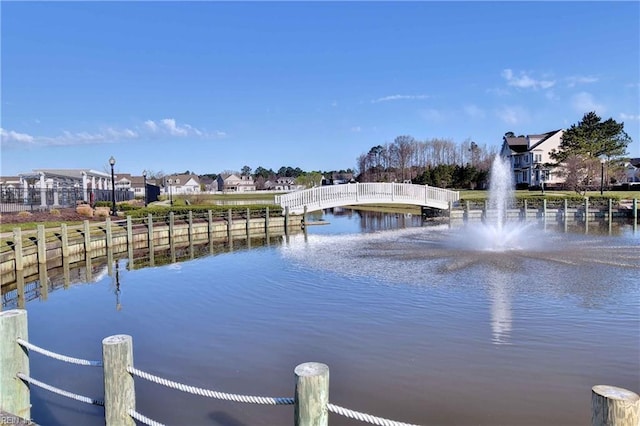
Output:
[
  {"xmin": 1, "ymin": 118, "xmax": 223, "ymax": 148},
  {"xmin": 350, "ymin": 126, "xmax": 362, "ymax": 132},
  {"xmin": 463, "ymin": 104, "xmax": 485, "ymax": 119},
  {"xmin": 566, "ymin": 75, "xmax": 598, "ymax": 87},
  {"xmin": 571, "ymin": 92, "xmax": 605, "ymax": 113},
  {"xmin": 620, "ymin": 113, "xmax": 640, "ymax": 121},
  {"xmin": 501, "ymin": 69, "xmax": 555, "ymax": 90},
  {"xmin": 0, "ymin": 128, "xmax": 35, "ymax": 144},
  {"xmin": 371, "ymin": 94, "xmax": 429, "ymax": 103},
  {"xmin": 496, "ymin": 106, "xmax": 530, "ymax": 125}
]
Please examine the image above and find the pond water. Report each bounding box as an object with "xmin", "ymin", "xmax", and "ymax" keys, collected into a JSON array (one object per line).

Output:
[{"xmin": 11, "ymin": 210, "xmax": 640, "ymax": 426}]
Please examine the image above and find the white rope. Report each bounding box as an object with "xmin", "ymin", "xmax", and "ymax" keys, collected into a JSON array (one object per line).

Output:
[
  {"xmin": 17, "ymin": 373, "xmax": 104, "ymax": 407},
  {"xmin": 17, "ymin": 338, "xmax": 103, "ymax": 367},
  {"xmin": 328, "ymin": 403, "xmax": 421, "ymax": 426},
  {"xmin": 127, "ymin": 366, "xmax": 294, "ymax": 405},
  {"xmin": 128, "ymin": 409, "xmax": 166, "ymax": 426}
]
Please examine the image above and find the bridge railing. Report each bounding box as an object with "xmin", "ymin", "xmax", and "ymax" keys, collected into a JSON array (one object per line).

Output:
[{"xmin": 275, "ymin": 183, "xmax": 460, "ymax": 213}]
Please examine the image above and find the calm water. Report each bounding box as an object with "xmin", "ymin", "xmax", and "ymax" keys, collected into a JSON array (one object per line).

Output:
[{"xmin": 12, "ymin": 210, "xmax": 640, "ymax": 426}]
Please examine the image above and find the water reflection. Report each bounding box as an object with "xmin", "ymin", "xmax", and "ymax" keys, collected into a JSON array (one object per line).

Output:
[{"xmin": 489, "ymin": 271, "xmax": 512, "ymax": 345}]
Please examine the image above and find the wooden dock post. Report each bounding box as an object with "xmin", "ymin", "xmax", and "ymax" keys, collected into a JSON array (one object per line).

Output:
[
  {"xmin": 294, "ymin": 362, "xmax": 329, "ymax": 426},
  {"xmin": 106, "ymin": 217, "xmax": 113, "ymax": 248},
  {"xmin": 302, "ymin": 205, "xmax": 308, "ymax": 228},
  {"xmin": 147, "ymin": 214, "xmax": 154, "ymax": 253},
  {"xmin": 592, "ymin": 385, "xmax": 639, "ymax": 426},
  {"xmin": 102, "ymin": 335, "xmax": 135, "ymax": 426},
  {"xmin": 169, "ymin": 212, "xmax": 176, "ymax": 263},
  {"xmin": 188, "ymin": 211, "xmax": 193, "ymax": 244},
  {"xmin": 634, "ymin": 198, "xmax": 638, "ymax": 232},
  {"xmin": 0, "ymin": 310, "xmax": 30, "ymax": 420},
  {"xmin": 61, "ymin": 223, "xmax": 69, "ymax": 259},
  {"xmin": 285, "ymin": 207, "xmax": 290, "ymax": 236},
  {"xmin": 464, "ymin": 201, "xmax": 470, "ymax": 222},
  {"xmin": 83, "ymin": 220, "xmax": 91, "ymax": 259},
  {"xmin": 246, "ymin": 207, "xmax": 251, "ymax": 237},
  {"xmin": 13, "ymin": 228, "xmax": 23, "ymax": 272},
  {"xmin": 523, "ymin": 199, "xmax": 528, "ymax": 220},
  {"xmin": 564, "ymin": 198, "xmax": 569, "ymax": 233},
  {"xmin": 36, "ymin": 225, "xmax": 46, "ymax": 265},
  {"xmin": 207, "ymin": 210, "xmax": 214, "ymax": 248}
]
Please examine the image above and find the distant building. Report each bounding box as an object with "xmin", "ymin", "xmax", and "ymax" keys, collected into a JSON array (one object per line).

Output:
[
  {"xmin": 162, "ymin": 174, "xmax": 201, "ymax": 195},
  {"xmin": 216, "ymin": 174, "xmax": 256, "ymax": 192}
]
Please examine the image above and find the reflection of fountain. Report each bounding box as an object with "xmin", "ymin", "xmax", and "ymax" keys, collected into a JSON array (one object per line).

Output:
[{"xmin": 489, "ymin": 272, "xmax": 512, "ymax": 345}]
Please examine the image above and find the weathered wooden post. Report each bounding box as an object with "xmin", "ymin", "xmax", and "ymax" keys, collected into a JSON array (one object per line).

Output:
[
  {"xmin": 103, "ymin": 335, "xmax": 135, "ymax": 426},
  {"xmin": 169, "ymin": 212, "xmax": 175, "ymax": 262},
  {"xmin": 265, "ymin": 206, "xmax": 270, "ymax": 233},
  {"xmin": 464, "ymin": 200, "xmax": 470, "ymax": 222},
  {"xmin": 207, "ymin": 210, "xmax": 214, "ymax": 247},
  {"xmin": 564, "ymin": 198, "xmax": 569, "ymax": 233},
  {"xmin": 294, "ymin": 362, "xmax": 329, "ymax": 426},
  {"xmin": 13, "ymin": 228, "xmax": 23, "ymax": 272},
  {"xmin": 106, "ymin": 217, "xmax": 113, "ymax": 248},
  {"xmin": 303, "ymin": 205, "xmax": 308, "ymax": 228},
  {"xmin": 83, "ymin": 220, "xmax": 92, "ymax": 259},
  {"xmin": 634, "ymin": 199, "xmax": 638, "ymax": 232},
  {"xmin": 188, "ymin": 211, "xmax": 193, "ymax": 244},
  {"xmin": 592, "ymin": 385, "xmax": 640, "ymax": 426},
  {"xmin": 147, "ymin": 214, "xmax": 154, "ymax": 253},
  {"xmin": 61, "ymin": 223, "xmax": 69, "ymax": 259},
  {"xmin": 37, "ymin": 224, "xmax": 46, "ymax": 265},
  {"xmin": 585, "ymin": 197, "xmax": 590, "ymax": 234},
  {"xmin": 608, "ymin": 199, "xmax": 613, "ymax": 223},
  {"xmin": 483, "ymin": 200, "xmax": 488, "ymax": 221},
  {"xmin": 246, "ymin": 207, "xmax": 251, "ymax": 237},
  {"xmin": 0, "ymin": 310, "xmax": 30, "ymax": 420},
  {"xmin": 523, "ymin": 199, "xmax": 528, "ymax": 221},
  {"xmin": 227, "ymin": 209, "xmax": 233, "ymax": 242},
  {"xmin": 285, "ymin": 207, "xmax": 290, "ymax": 236}
]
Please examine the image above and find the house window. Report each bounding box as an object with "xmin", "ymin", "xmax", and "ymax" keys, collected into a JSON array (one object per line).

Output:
[
  {"xmin": 534, "ymin": 154, "xmax": 542, "ymax": 163},
  {"xmin": 521, "ymin": 171, "xmax": 527, "ymax": 182}
]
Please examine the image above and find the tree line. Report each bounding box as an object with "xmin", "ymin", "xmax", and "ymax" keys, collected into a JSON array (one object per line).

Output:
[{"xmin": 356, "ymin": 136, "xmax": 496, "ymax": 189}]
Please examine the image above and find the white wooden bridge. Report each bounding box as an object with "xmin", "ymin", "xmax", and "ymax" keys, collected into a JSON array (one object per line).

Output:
[{"xmin": 275, "ymin": 182, "xmax": 460, "ymax": 214}]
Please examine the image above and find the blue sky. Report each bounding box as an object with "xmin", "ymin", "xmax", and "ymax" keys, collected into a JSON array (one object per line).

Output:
[{"xmin": 1, "ymin": 1, "xmax": 639, "ymax": 177}]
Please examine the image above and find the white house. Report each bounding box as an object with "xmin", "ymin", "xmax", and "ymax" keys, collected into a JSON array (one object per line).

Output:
[
  {"xmin": 216, "ymin": 174, "xmax": 256, "ymax": 192},
  {"xmin": 499, "ymin": 129, "xmax": 565, "ymax": 189},
  {"xmin": 162, "ymin": 174, "xmax": 201, "ymax": 195}
]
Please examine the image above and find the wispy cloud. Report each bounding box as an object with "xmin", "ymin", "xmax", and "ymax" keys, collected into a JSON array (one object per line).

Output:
[
  {"xmin": 571, "ymin": 92, "xmax": 604, "ymax": 113},
  {"xmin": 501, "ymin": 69, "xmax": 555, "ymax": 90},
  {"xmin": 371, "ymin": 94, "xmax": 429, "ymax": 103},
  {"xmin": 620, "ymin": 113, "xmax": 640, "ymax": 121},
  {"xmin": 1, "ymin": 118, "xmax": 224, "ymax": 148},
  {"xmin": 496, "ymin": 106, "xmax": 530, "ymax": 125},
  {"xmin": 350, "ymin": 126, "xmax": 362, "ymax": 133},
  {"xmin": 566, "ymin": 75, "xmax": 598, "ymax": 87},
  {"xmin": 463, "ymin": 104, "xmax": 486, "ymax": 119},
  {"xmin": 419, "ymin": 108, "xmax": 445, "ymax": 122}
]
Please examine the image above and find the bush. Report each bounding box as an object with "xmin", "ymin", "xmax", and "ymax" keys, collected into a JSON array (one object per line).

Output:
[
  {"xmin": 49, "ymin": 209, "xmax": 61, "ymax": 216},
  {"xmin": 94, "ymin": 201, "xmax": 112, "ymax": 207},
  {"xmin": 17, "ymin": 211, "xmax": 33, "ymax": 218}
]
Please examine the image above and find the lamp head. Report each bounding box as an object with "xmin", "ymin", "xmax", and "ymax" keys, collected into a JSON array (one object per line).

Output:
[
  {"xmin": 109, "ymin": 156, "xmax": 116, "ymax": 166},
  {"xmin": 142, "ymin": 170, "xmax": 147, "ymax": 178}
]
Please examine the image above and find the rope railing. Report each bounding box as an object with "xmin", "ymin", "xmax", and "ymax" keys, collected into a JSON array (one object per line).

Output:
[
  {"xmin": 17, "ymin": 373, "xmax": 104, "ymax": 407},
  {"xmin": 127, "ymin": 366, "xmax": 295, "ymax": 405},
  {"xmin": 128, "ymin": 409, "xmax": 166, "ymax": 426},
  {"xmin": 328, "ymin": 403, "xmax": 420, "ymax": 426},
  {"xmin": 17, "ymin": 338, "xmax": 103, "ymax": 367}
]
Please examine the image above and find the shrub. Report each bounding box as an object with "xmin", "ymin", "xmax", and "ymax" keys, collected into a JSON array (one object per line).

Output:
[
  {"xmin": 17, "ymin": 211, "xmax": 33, "ymax": 218},
  {"xmin": 49, "ymin": 209, "xmax": 61, "ymax": 216}
]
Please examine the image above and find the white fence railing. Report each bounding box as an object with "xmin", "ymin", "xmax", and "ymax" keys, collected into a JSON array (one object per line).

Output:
[{"xmin": 275, "ymin": 183, "xmax": 459, "ymax": 214}]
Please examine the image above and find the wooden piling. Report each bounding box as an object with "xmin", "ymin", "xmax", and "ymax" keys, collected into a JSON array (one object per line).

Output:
[
  {"xmin": 227, "ymin": 209, "xmax": 233, "ymax": 242},
  {"xmin": 102, "ymin": 335, "xmax": 135, "ymax": 426},
  {"xmin": 106, "ymin": 217, "xmax": 113, "ymax": 248},
  {"xmin": 523, "ymin": 199, "xmax": 528, "ymax": 220},
  {"xmin": 294, "ymin": 362, "xmax": 329, "ymax": 426},
  {"xmin": 592, "ymin": 385, "xmax": 640, "ymax": 426},
  {"xmin": 61, "ymin": 223, "xmax": 69, "ymax": 259},
  {"xmin": 564, "ymin": 199, "xmax": 569, "ymax": 233},
  {"xmin": 207, "ymin": 210, "xmax": 214, "ymax": 247},
  {"xmin": 169, "ymin": 212, "xmax": 176, "ymax": 263},
  {"xmin": 83, "ymin": 220, "xmax": 91, "ymax": 259},
  {"xmin": 188, "ymin": 211, "xmax": 193, "ymax": 244},
  {"xmin": 147, "ymin": 214, "xmax": 154, "ymax": 253},
  {"xmin": 285, "ymin": 207, "xmax": 290, "ymax": 235},
  {"xmin": 608, "ymin": 199, "xmax": 613, "ymax": 223},
  {"xmin": 126, "ymin": 216, "xmax": 134, "ymax": 268},
  {"xmin": 634, "ymin": 199, "xmax": 638, "ymax": 232},
  {"xmin": 36, "ymin": 225, "xmax": 46, "ymax": 265},
  {"xmin": 246, "ymin": 207, "xmax": 251, "ymax": 237},
  {"xmin": 0, "ymin": 310, "xmax": 30, "ymax": 420},
  {"xmin": 38, "ymin": 268, "xmax": 48, "ymax": 301},
  {"xmin": 13, "ymin": 228, "xmax": 23, "ymax": 271}
]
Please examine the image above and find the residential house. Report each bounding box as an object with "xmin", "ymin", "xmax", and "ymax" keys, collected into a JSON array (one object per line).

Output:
[
  {"xmin": 162, "ymin": 174, "xmax": 201, "ymax": 195},
  {"xmin": 199, "ymin": 176, "xmax": 218, "ymax": 192},
  {"xmin": 322, "ymin": 172, "xmax": 356, "ymax": 185},
  {"xmin": 128, "ymin": 175, "xmax": 157, "ymax": 198},
  {"xmin": 216, "ymin": 174, "xmax": 256, "ymax": 192},
  {"xmin": 499, "ymin": 129, "xmax": 565, "ymax": 189},
  {"xmin": 622, "ymin": 158, "xmax": 640, "ymax": 184}
]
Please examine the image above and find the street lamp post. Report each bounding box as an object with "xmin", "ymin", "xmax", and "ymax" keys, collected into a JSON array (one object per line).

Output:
[
  {"xmin": 142, "ymin": 170, "xmax": 148, "ymax": 207},
  {"xmin": 109, "ymin": 156, "xmax": 116, "ymax": 216},
  {"xmin": 168, "ymin": 178, "xmax": 173, "ymax": 206},
  {"xmin": 600, "ymin": 158, "xmax": 606, "ymax": 196}
]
